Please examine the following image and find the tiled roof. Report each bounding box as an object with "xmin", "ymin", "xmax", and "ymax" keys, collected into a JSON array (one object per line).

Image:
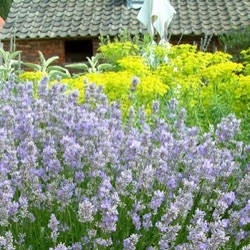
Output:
[
  {"xmin": 0, "ymin": 0, "xmax": 250, "ymax": 40},
  {"xmin": 0, "ymin": 16, "xmax": 5, "ymax": 31}
]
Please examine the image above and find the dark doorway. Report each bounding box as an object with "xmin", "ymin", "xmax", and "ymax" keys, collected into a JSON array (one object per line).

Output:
[{"xmin": 65, "ymin": 40, "xmax": 93, "ymax": 63}]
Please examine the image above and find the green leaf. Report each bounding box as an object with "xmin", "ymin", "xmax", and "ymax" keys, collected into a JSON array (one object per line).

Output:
[
  {"xmin": 9, "ymin": 59, "xmax": 20, "ymax": 67},
  {"xmin": 65, "ymin": 63, "xmax": 88, "ymax": 71},
  {"xmin": 9, "ymin": 51, "xmax": 22, "ymax": 60},
  {"xmin": 38, "ymin": 51, "xmax": 46, "ymax": 70},
  {"xmin": 97, "ymin": 63, "xmax": 113, "ymax": 71},
  {"xmin": 47, "ymin": 65, "xmax": 71, "ymax": 75},
  {"xmin": 23, "ymin": 62, "xmax": 41, "ymax": 71},
  {"xmin": 0, "ymin": 65, "xmax": 7, "ymax": 70},
  {"xmin": 49, "ymin": 70, "xmax": 72, "ymax": 79},
  {"xmin": 93, "ymin": 53, "xmax": 104, "ymax": 61},
  {"xmin": 87, "ymin": 53, "xmax": 103, "ymax": 68},
  {"xmin": 38, "ymin": 51, "xmax": 59, "ymax": 71},
  {"xmin": 0, "ymin": 47, "xmax": 9, "ymax": 62},
  {"xmin": 44, "ymin": 56, "xmax": 59, "ymax": 70}
]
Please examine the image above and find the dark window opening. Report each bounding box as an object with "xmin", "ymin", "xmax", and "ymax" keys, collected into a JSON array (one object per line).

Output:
[
  {"xmin": 65, "ymin": 40, "xmax": 93, "ymax": 63},
  {"xmin": 127, "ymin": 0, "xmax": 144, "ymax": 8}
]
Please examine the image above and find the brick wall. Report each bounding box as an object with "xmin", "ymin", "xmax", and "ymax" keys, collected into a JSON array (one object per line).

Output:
[
  {"xmin": 3, "ymin": 37, "xmax": 100, "ymax": 66},
  {"xmin": 2, "ymin": 35, "xmax": 221, "ymax": 67},
  {"xmin": 92, "ymin": 38, "xmax": 100, "ymax": 54}
]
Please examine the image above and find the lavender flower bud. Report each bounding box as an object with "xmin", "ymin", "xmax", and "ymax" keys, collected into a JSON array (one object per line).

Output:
[
  {"xmin": 48, "ymin": 214, "xmax": 60, "ymax": 242},
  {"xmin": 78, "ymin": 198, "xmax": 94, "ymax": 223},
  {"xmin": 152, "ymin": 101, "xmax": 160, "ymax": 114},
  {"xmin": 142, "ymin": 213, "xmax": 152, "ymax": 231},
  {"xmin": 38, "ymin": 77, "xmax": 49, "ymax": 98},
  {"xmin": 95, "ymin": 238, "xmax": 112, "ymax": 247},
  {"xmin": 131, "ymin": 76, "xmax": 140, "ymax": 92},
  {"xmin": 49, "ymin": 242, "xmax": 68, "ymax": 250},
  {"xmin": 215, "ymin": 114, "xmax": 241, "ymax": 144},
  {"xmin": 71, "ymin": 242, "xmax": 82, "ymax": 250},
  {"xmin": 150, "ymin": 190, "xmax": 165, "ymax": 213},
  {"xmin": 123, "ymin": 234, "xmax": 140, "ymax": 250}
]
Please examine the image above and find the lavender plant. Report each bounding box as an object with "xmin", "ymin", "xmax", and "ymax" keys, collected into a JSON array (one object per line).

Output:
[{"xmin": 0, "ymin": 76, "xmax": 249, "ymax": 249}]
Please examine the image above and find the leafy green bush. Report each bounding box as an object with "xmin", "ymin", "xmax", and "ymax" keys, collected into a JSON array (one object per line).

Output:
[
  {"xmin": 98, "ymin": 41, "xmax": 140, "ymax": 67},
  {"xmin": 0, "ymin": 0, "xmax": 12, "ymax": 19},
  {"xmin": 219, "ymin": 26, "xmax": 250, "ymax": 61}
]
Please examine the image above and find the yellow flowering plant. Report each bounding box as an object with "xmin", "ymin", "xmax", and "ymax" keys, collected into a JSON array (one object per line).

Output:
[
  {"xmin": 240, "ymin": 48, "xmax": 250, "ymax": 75},
  {"xmin": 18, "ymin": 39, "xmax": 250, "ymax": 135},
  {"xmin": 233, "ymin": 75, "xmax": 250, "ymax": 116},
  {"xmin": 19, "ymin": 71, "xmax": 48, "ymax": 82},
  {"xmin": 56, "ymin": 54, "xmax": 169, "ymax": 116},
  {"xmin": 153, "ymin": 44, "xmax": 248, "ymax": 130},
  {"xmin": 140, "ymin": 42, "xmax": 171, "ymax": 69},
  {"xmin": 98, "ymin": 41, "xmax": 140, "ymax": 67},
  {"xmin": 117, "ymin": 56, "xmax": 150, "ymax": 76}
]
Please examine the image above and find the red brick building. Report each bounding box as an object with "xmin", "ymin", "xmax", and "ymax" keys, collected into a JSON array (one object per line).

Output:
[
  {"xmin": 0, "ymin": 0, "xmax": 250, "ymax": 66},
  {"xmin": 0, "ymin": 16, "xmax": 4, "ymax": 31}
]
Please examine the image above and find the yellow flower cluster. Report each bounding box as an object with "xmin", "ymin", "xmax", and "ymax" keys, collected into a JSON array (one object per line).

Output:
[
  {"xmin": 201, "ymin": 62, "xmax": 243, "ymax": 82},
  {"xmin": 117, "ymin": 56, "xmax": 150, "ymax": 76},
  {"xmin": 241, "ymin": 48, "xmax": 250, "ymax": 75},
  {"xmin": 233, "ymin": 75, "xmax": 250, "ymax": 115},
  {"xmin": 19, "ymin": 71, "xmax": 47, "ymax": 82},
  {"xmin": 62, "ymin": 70, "xmax": 168, "ymax": 115}
]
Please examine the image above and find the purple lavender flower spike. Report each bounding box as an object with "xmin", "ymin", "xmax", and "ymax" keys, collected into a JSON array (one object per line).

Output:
[
  {"xmin": 123, "ymin": 234, "xmax": 140, "ymax": 250},
  {"xmin": 215, "ymin": 113, "xmax": 241, "ymax": 145},
  {"xmin": 48, "ymin": 213, "xmax": 60, "ymax": 243},
  {"xmin": 38, "ymin": 77, "xmax": 49, "ymax": 98},
  {"xmin": 150, "ymin": 190, "xmax": 165, "ymax": 213},
  {"xmin": 131, "ymin": 76, "xmax": 140, "ymax": 92}
]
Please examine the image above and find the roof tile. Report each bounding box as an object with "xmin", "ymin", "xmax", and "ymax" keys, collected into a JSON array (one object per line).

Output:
[{"xmin": 0, "ymin": 0, "xmax": 250, "ymax": 39}]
